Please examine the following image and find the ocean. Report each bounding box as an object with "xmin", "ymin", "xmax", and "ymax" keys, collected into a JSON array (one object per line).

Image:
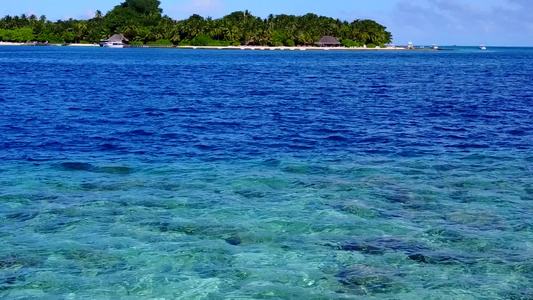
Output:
[{"xmin": 0, "ymin": 46, "xmax": 532, "ymax": 299}]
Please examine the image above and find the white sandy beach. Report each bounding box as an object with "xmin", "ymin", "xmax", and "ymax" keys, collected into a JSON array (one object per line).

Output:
[
  {"xmin": 0, "ymin": 42, "xmax": 100, "ymax": 47},
  {"xmin": 182, "ymin": 45, "xmax": 407, "ymax": 51},
  {"xmin": 66, "ymin": 43, "xmax": 100, "ymax": 47},
  {"xmin": 132, "ymin": 45, "xmax": 420, "ymax": 51},
  {"xmin": 0, "ymin": 42, "xmax": 24, "ymax": 46}
]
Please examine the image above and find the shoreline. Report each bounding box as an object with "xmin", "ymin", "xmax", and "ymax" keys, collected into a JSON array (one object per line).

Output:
[
  {"xmin": 0, "ymin": 42, "xmax": 438, "ymax": 51},
  {"xmin": 0, "ymin": 42, "xmax": 100, "ymax": 47},
  {"xmin": 127, "ymin": 45, "xmax": 437, "ymax": 51},
  {"xmin": 153, "ymin": 45, "xmax": 430, "ymax": 51},
  {"xmin": 0, "ymin": 42, "xmax": 24, "ymax": 46}
]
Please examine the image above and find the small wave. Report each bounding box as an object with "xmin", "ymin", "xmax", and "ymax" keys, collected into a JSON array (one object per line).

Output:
[
  {"xmin": 54, "ymin": 124, "xmax": 72, "ymax": 130},
  {"xmin": 160, "ymin": 133, "xmax": 180, "ymax": 139},
  {"xmin": 370, "ymin": 84, "xmax": 389, "ymax": 88},
  {"xmin": 326, "ymin": 135, "xmax": 349, "ymax": 141},
  {"xmin": 364, "ymin": 149, "xmax": 393, "ymax": 154},
  {"xmin": 7, "ymin": 211, "xmax": 39, "ymax": 222},
  {"xmin": 288, "ymin": 144, "xmax": 314, "ymax": 150},
  {"xmin": 445, "ymin": 144, "xmax": 490, "ymax": 149},
  {"xmin": 249, "ymin": 91, "xmax": 269, "ymax": 96},
  {"xmin": 482, "ymin": 114, "xmax": 502, "ymax": 119},
  {"xmin": 37, "ymin": 141, "xmax": 66, "ymax": 148},
  {"xmin": 208, "ymin": 121, "xmax": 242, "ymax": 127},
  {"xmin": 507, "ymin": 129, "xmax": 527, "ymax": 136},
  {"xmin": 195, "ymin": 144, "xmax": 215, "ymax": 150},
  {"xmin": 427, "ymin": 112, "xmax": 452, "ymax": 117},
  {"xmin": 446, "ymin": 135, "xmax": 468, "ymax": 140},
  {"xmin": 433, "ymin": 126, "xmax": 468, "ymax": 132},
  {"xmin": 390, "ymin": 110, "xmax": 406, "ymax": 115},
  {"xmin": 99, "ymin": 143, "xmax": 122, "ymax": 150},
  {"xmin": 396, "ymin": 150, "xmax": 424, "ymax": 157},
  {"xmin": 25, "ymin": 157, "xmax": 51, "ymax": 162},
  {"xmin": 358, "ymin": 136, "xmax": 391, "ymax": 143},
  {"xmin": 183, "ymin": 125, "xmax": 209, "ymax": 130},
  {"xmin": 121, "ymin": 129, "xmax": 154, "ymax": 136},
  {"xmin": 316, "ymin": 128, "xmax": 351, "ymax": 134},
  {"xmin": 145, "ymin": 112, "xmax": 165, "ymax": 116}
]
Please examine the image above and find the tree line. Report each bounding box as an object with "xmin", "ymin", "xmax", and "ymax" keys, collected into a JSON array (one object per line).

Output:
[{"xmin": 0, "ymin": 0, "xmax": 392, "ymax": 47}]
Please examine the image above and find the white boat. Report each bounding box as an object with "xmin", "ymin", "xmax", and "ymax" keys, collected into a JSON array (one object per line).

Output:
[
  {"xmin": 479, "ymin": 45, "xmax": 487, "ymax": 50},
  {"xmin": 100, "ymin": 34, "xmax": 128, "ymax": 48},
  {"xmin": 103, "ymin": 42, "xmax": 124, "ymax": 48}
]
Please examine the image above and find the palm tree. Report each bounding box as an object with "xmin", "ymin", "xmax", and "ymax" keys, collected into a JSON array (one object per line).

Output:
[
  {"xmin": 73, "ymin": 21, "xmax": 88, "ymax": 43},
  {"xmin": 20, "ymin": 14, "xmax": 28, "ymax": 27},
  {"xmin": 168, "ymin": 24, "xmax": 181, "ymax": 44}
]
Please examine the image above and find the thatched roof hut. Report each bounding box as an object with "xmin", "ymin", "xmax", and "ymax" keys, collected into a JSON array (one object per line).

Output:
[
  {"xmin": 102, "ymin": 34, "xmax": 129, "ymax": 43},
  {"xmin": 317, "ymin": 36, "xmax": 341, "ymax": 47}
]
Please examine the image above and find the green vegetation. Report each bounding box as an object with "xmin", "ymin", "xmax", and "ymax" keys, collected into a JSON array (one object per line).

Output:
[
  {"xmin": 0, "ymin": 0, "xmax": 392, "ymax": 46},
  {"xmin": 0, "ymin": 28, "xmax": 35, "ymax": 42},
  {"xmin": 342, "ymin": 39, "xmax": 364, "ymax": 48},
  {"xmin": 189, "ymin": 34, "xmax": 231, "ymax": 46}
]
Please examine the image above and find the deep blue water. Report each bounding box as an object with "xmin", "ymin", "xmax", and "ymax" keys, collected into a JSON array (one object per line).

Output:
[{"xmin": 0, "ymin": 46, "xmax": 532, "ymax": 299}]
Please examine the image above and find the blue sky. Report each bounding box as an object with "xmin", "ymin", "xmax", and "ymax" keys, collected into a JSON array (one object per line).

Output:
[{"xmin": 1, "ymin": 0, "xmax": 532, "ymax": 46}]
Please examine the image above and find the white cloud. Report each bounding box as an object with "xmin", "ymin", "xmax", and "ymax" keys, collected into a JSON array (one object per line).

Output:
[{"xmin": 84, "ymin": 9, "xmax": 96, "ymax": 19}]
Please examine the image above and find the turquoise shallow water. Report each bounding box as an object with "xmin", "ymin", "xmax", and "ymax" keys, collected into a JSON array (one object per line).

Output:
[{"xmin": 0, "ymin": 47, "xmax": 532, "ymax": 299}]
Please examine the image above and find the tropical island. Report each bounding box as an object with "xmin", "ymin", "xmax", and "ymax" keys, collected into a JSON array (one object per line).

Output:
[{"xmin": 0, "ymin": 0, "xmax": 393, "ymax": 48}]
